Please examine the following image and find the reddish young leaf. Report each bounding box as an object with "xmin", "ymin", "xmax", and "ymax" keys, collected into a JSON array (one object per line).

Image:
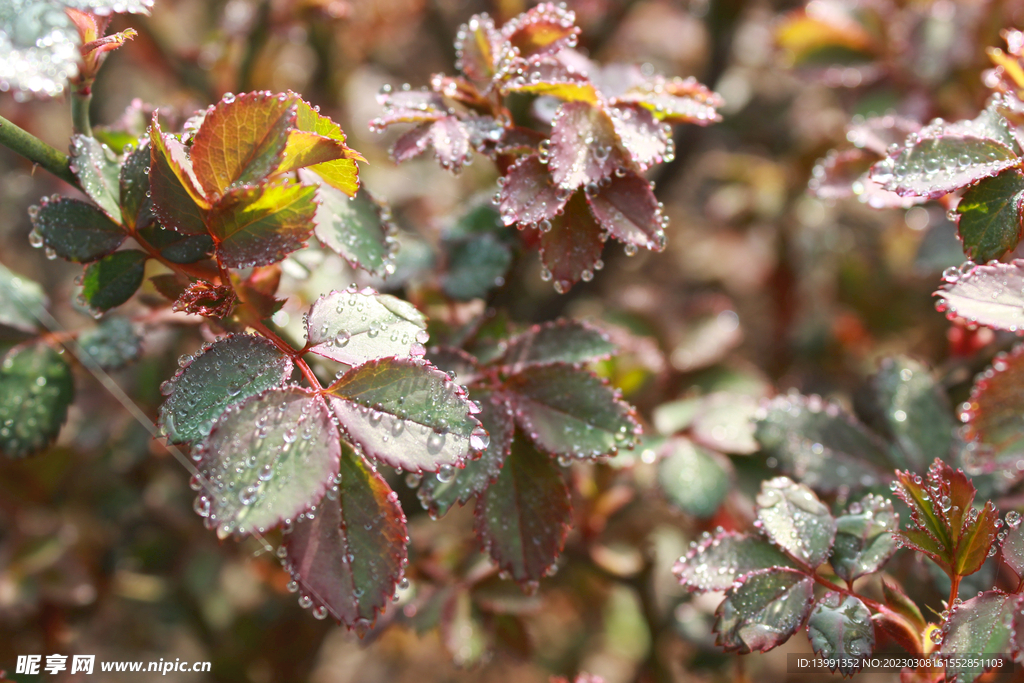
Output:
[
  {"xmin": 585, "ymin": 170, "xmax": 666, "ymax": 251},
  {"xmin": 501, "ymin": 3, "xmax": 580, "ymax": 60},
  {"xmin": 390, "ymin": 123, "xmax": 433, "ymax": 163},
  {"xmin": 882, "ymin": 579, "xmax": 926, "ymax": 633},
  {"xmin": 172, "ymin": 281, "xmax": 237, "ymax": 318},
  {"xmin": 430, "ymin": 74, "xmax": 491, "ymax": 110},
  {"xmin": 190, "ymin": 91, "xmax": 298, "ymax": 196},
  {"xmin": 283, "ymin": 446, "xmax": 407, "ymax": 631},
  {"xmin": 502, "ymin": 59, "xmax": 599, "ymax": 104},
  {"xmin": 149, "ymin": 116, "xmax": 209, "ymax": 235},
  {"xmin": 609, "ymin": 104, "xmax": 671, "ymax": 170},
  {"xmin": 548, "ymin": 101, "xmax": 626, "ymax": 190},
  {"xmin": 475, "ymin": 433, "xmax": 571, "ymax": 588},
  {"xmin": 493, "ymin": 126, "xmax": 548, "ymax": 155},
  {"xmin": 846, "ymin": 115, "xmax": 922, "ymax": 157},
  {"xmin": 808, "ymin": 148, "xmax": 876, "ymax": 201},
  {"xmin": 207, "ymin": 180, "xmax": 317, "ymax": 268},
  {"xmin": 961, "ymin": 345, "xmax": 1024, "ymax": 469},
  {"xmin": 935, "ymin": 260, "xmax": 1024, "ymax": 331},
  {"xmin": 371, "ymin": 88, "xmax": 449, "ymax": 129},
  {"xmin": 291, "ymin": 98, "xmax": 361, "ymax": 197},
  {"xmin": 455, "ymin": 13, "xmax": 501, "ymax": 87},
  {"xmin": 539, "ymin": 190, "xmax": 605, "ymax": 293},
  {"xmin": 429, "ymin": 116, "xmax": 472, "ymax": 173},
  {"xmin": 494, "ymin": 319, "xmax": 615, "ymax": 373},
  {"xmin": 612, "ymin": 76, "xmax": 723, "ymax": 125},
  {"xmin": 498, "ymin": 155, "xmax": 569, "ymax": 227}
]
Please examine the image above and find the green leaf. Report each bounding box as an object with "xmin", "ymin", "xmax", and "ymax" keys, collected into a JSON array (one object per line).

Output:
[
  {"xmin": 190, "ymin": 91, "xmax": 297, "ymax": 196},
  {"xmin": 714, "ymin": 568, "xmax": 814, "ymax": 654},
  {"xmin": 137, "ymin": 224, "xmax": 214, "ymax": 264},
  {"xmin": 119, "ymin": 144, "xmax": 150, "ymax": 229},
  {"xmin": 962, "ymin": 345, "xmax": 1024, "ymax": 470},
  {"xmin": 301, "ymin": 176, "xmax": 395, "ymax": 277},
  {"xmin": 1000, "ymin": 522, "xmax": 1024, "ymax": 579},
  {"xmin": 306, "ymin": 287, "xmax": 427, "ymax": 366},
  {"xmin": 293, "ymin": 98, "xmax": 360, "ymax": 196},
  {"xmin": 689, "ymin": 392, "xmax": 760, "ymax": 454},
  {"xmin": 756, "ymin": 477, "xmax": 836, "ymax": 568},
  {"xmin": 0, "ymin": 344, "xmax": 74, "ymax": 458},
  {"xmin": 505, "ymin": 364, "xmax": 640, "ymax": 459},
  {"xmin": 475, "ymin": 433, "xmax": 571, "ymax": 588},
  {"xmin": 77, "ymin": 316, "xmax": 142, "ymax": 371},
  {"xmin": 829, "ymin": 494, "xmax": 898, "ymax": 583},
  {"xmin": 442, "ymin": 233, "xmax": 512, "ymax": 301},
  {"xmin": 673, "ymin": 531, "xmax": 796, "ymax": 593},
  {"xmin": 866, "ymin": 356, "xmax": 953, "ymax": 471},
  {"xmin": 0, "ymin": 264, "xmax": 47, "ymax": 338},
  {"xmin": 494, "ymin": 319, "xmax": 614, "ymax": 373},
  {"xmin": 80, "ymin": 250, "xmax": 148, "ymax": 312},
  {"xmin": 158, "ymin": 334, "xmax": 293, "ymax": 444},
  {"xmin": 148, "ymin": 117, "xmax": 210, "ymax": 235},
  {"xmin": 806, "ymin": 593, "xmax": 875, "ymax": 676},
  {"xmin": 208, "ymin": 180, "xmax": 317, "ymax": 268},
  {"xmin": 284, "ymin": 445, "xmax": 407, "ymax": 631},
  {"xmin": 956, "ymin": 169, "xmax": 1024, "ymax": 262},
  {"xmin": 657, "ymin": 437, "xmax": 732, "ymax": 518},
  {"xmin": 327, "ymin": 357, "xmax": 486, "ymax": 473},
  {"xmin": 70, "ymin": 135, "xmax": 122, "ymax": 221},
  {"xmin": 939, "ymin": 591, "xmax": 1019, "ymax": 683},
  {"xmin": 195, "ymin": 386, "xmax": 341, "ymax": 538},
  {"xmin": 417, "ymin": 391, "xmax": 514, "ymax": 518},
  {"xmin": 754, "ymin": 393, "xmax": 891, "ymax": 493},
  {"xmin": 30, "ymin": 197, "xmax": 126, "ymax": 263}
]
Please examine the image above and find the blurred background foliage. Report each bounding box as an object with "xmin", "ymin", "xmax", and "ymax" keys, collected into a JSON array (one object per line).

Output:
[{"xmin": 4, "ymin": 0, "xmax": 1024, "ymax": 681}]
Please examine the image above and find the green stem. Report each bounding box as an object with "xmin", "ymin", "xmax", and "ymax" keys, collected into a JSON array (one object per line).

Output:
[
  {"xmin": 0, "ymin": 114, "xmax": 80, "ymax": 188},
  {"xmin": 71, "ymin": 89, "xmax": 93, "ymax": 137}
]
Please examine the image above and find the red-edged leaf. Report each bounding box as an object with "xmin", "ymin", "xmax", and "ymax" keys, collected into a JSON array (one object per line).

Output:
[
  {"xmin": 194, "ymin": 387, "xmax": 341, "ymax": 538},
  {"xmin": 207, "ymin": 180, "xmax": 316, "ymax": 268},
  {"xmin": 372, "ymin": 88, "xmax": 449, "ymax": 129},
  {"xmin": 498, "ymin": 155, "xmax": 569, "ymax": 227},
  {"xmin": 69, "ymin": 134, "xmax": 122, "ymax": 221},
  {"xmin": 609, "ymin": 104, "xmax": 670, "ymax": 170},
  {"xmin": 289, "ymin": 98, "xmax": 361, "ymax": 196},
  {"xmin": 505, "ymin": 363, "xmax": 640, "ymax": 459},
  {"xmin": 429, "ymin": 116, "xmax": 472, "ymax": 173},
  {"xmin": 585, "ymin": 170, "xmax": 666, "ymax": 251},
  {"xmin": 305, "ymin": 287, "xmax": 427, "ymax": 366},
  {"xmin": 846, "ymin": 115, "xmax": 922, "ymax": 157},
  {"xmin": 455, "ymin": 13, "xmax": 501, "ymax": 87},
  {"xmin": 808, "ymin": 148, "xmax": 876, "ymax": 201},
  {"xmin": 502, "ymin": 59, "xmax": 599, "ymax": 104},
  {"xmin": 390, "ymin": 123, "xmax": 433, "ymax": 163},
  {"xmin": 539, "ymin": 190, "xmax": 605, "ymax": 293},
  {"xmin": 475, "ymin": 433, "xmax": 571, "ymax": 589},
  {"xmin": 494, "ymin": 126, "xmax": 548, "ymax": 155},
  {"xmin": 301, "ymin": 176, "xmax": 396, "ymax": 277},
  {"xmin": 149, "ymin": 116, "xmax": 209, "ymax": 235},
  {"xmin": 882, "ymin": 579, "xmax": 926, "ymax": 633},
  {"xmin": 935, "ymin": 260, "xmax": 1024, "ymax": 331},
  {"xmin": 172, "ymin": 281, "xmax": 237, "ymax": 318},
  {"xmin": 806, "ymin": 593, "xmax": 875, "ymax": 675},
  {"xmin": 960, "ymin": 345, "xmax": 1024, "ymax": 470},
  {"xmin": 673, "ymin": 531, "xmax": 796, "ymax": 593},
  {"xmin": 548, "ymin": 101, "xmax": 626, "ymax": 190},
  {"xmin": 714, "ymin": 567, "xmax": 814, "ymax": 654},
  {"xmin": 494, "ymin": 319, "xmax": 615, "ymax": 373},
  {"xmin": 30, "ymin": 196, "xmax": 126, "ymax": 263},
  {"xmin": 501, "ymin": 2, "xmax": 580, "ymax": 60},
  {"xmin": 1001, "ymin": 520, "xmax": 1024, "ymax": 579},
  {"xmin": 612, "ymin": 76, "xmax": 722, "ymax": 125},
  {"xmin": 283, "ymin": 445, "xmax": 407, "ymax": 631},
  {"xmin": 430, "ymin": 73, "xmax": 491, "ymax": 110},
  {"xmin": 756, "ymin": 477, "xmax": 836, "ymax": 568},
  {"xmin": 939, "ymin": 591, "xmax": 1019, "ymax": 683},
  {"xmin": 190, "ymin": 91, "xmax": 298, "ymax": 196}
]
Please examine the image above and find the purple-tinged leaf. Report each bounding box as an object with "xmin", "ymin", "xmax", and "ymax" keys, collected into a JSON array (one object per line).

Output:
[
  {"xmin": 689, "ymin": 392, "xmax": 759, "ymax": 454},
  {"xmin": 493, "ymin": 126, "xmax": 548, "ymax": 155},
  {"xmin": 852, "ymin": 172, "xmax": 924, "ymax": 209},
  {"xmin": 935, "ymin": 260, "xmax": 1024, "ymax": 331},
  {"xmin": 505, "ymin": 363, "xmax": 640, "ymax": 460},
  {"xmin": 306, "ymin": 287, "xmax": 427, "ymax": 366},
  {"xmin": 390, "ymin": 123, "xmax": 433, "ymax": 163},
  {"xmin": 425, "ymin": 347, "xmax": 479, "ymax": 386},
  {"xmin": 1001, "ymin": 521, "xmax": 1024, "ymax": 579},
  {"xmin": 672, "ymin": 531, "xmax": 796, "ymax": 593},
  {"xmin": 939, "ymin": 591, "xmax": 1019, "ymax": 683},
  {"xmin": 658, "ymin": 437, "xmax": 732, "ymax": 518},
  {"xmin": 194, "ymin": 387, "xmax": 341, "ymax": 538},
  {"xmin": 284, "ymin": 445, "xmax": 407, "ymax": 631},
  {"xmin": 502, "ymin": 59, "xmax": 598, "ymax": 104},
  {"xmin": 756, "ymin": 477, "xmax": 836, "ymax": 568},
  {"xmin": 548, "ymin": 101, "xmax": 626, "ymax": 190},
  {"xmin": 327, "ymin": 357, "xmax": 485, "ymax": 473},
  {"xmin": 612, "ymin": 76, "xmax": 722, "ymax": 125},
  {"xmin": 845, "ymin": 114, "xmax": 921, "ymax": 156},
  {"xmin": 830, "ymin": 494, "xmax": 898, "ymax": 584},
  {"xmin": 429, "ymin": 116, "xmax": 472, "ymax": 173},
  {"xmin": 585, "ymin": 170, "xmax": 666, "ymax": 251},
  {"xmin": 714, "ymin": 568, "xmax": 814, "ymax": 654},
  {"xmin": 539, "ymin": 190, "xmax": 605, "ymax": 293},
  {"xmin": 806, "ymin": 594, "xmax": 874, "ymax": 676},
  {"xmin": 454, "ymin": 13, "xmax": 501, "ymax": 87},
  {"xmin": 475, "ymin": 432, "xmax": 571, "ymax": 588},
  {"xmin": 372, "ymin": 88, "xmax": 449, "ymax": 129},
  {"xmin": 0, "ymin": 344, "xmax": 74, "ymax": 459},
  {"xmin": 30, "ymin": 197, "xmax": 126, "ymax": 263},
  {"xmin": 70, "ymin": 134, "xmax": 121, "ymax": 221},
  {"xmin": 609, "ymin": 105, "xmax": 670, "ymax": 170},
  {"xmin": 149, "ymin": 117, "xmax": 209, "ymax": 235},
  {"xmin": 808, "ymin": 148, "xmax": 875, "ymax": 201},
  {"xmin": 500, "ymin": 2, "xmax": 580, "ymax": 60},
  {"xmin": 418, "ymin": 391, "xmax": 514, "ymax": 518},
  {"xmin": 961, "ymin": 345, "xmax": 1024, "ymax": 469},
  {"xmin": 158, "ymin": 334, "xmax": 293, "ymax": 445},
  {"xmin": 955, "ymin": 169, "xmax": 1024, "ymax": 262},
  {"xmin": 494, "ymin": 319, "xmax": 614, "ymax": 373},
  {"xmin": 498, "ymin": 155, "xmax": 568, "ymax": 227}
]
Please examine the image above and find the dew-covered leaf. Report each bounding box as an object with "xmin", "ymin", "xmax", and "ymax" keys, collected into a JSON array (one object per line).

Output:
[
  {"xmin": 672, "ymin": 531, "xmax": 796, "ymax": 593},
  {"xmin": 962, "ymin": 347, "xmax": 1024, "ymax": 472},
  {"xmin": 609, "ymin": 105, "xmax": 670, "ymax": 170},
  {"xmin": 935, "ymin": 260, "xmax": 1024, "ymax": 331},
  {"xmin": 425, "ymin": 346, "xmax": 479, "ymax": 386},
  {"xmin": 283, "ymin": 445, "xmax": 407, "ymax": 631},
  {"xmin": 137, "ymin": 224, "xmax": 214, "ymax": 264},
  {"xmin": 495, "ymin": 319, "xmax": 614, "ymax": 373},
  {"xmin": 428, "ymin": 116, "xmax": 473, "ymax": 173},
  {"xmin": 327, "ymin": 357, "xmax": 484, "ymax": 473},
  {"xmin": 443, "ymin": 233, "xmax": 512, "ymax": 301},
  {"xmin": 0, "ymin": 344, "xmax": 73, "ymax": 459},
  {"xmin": 505, "ymin": 363, "xmax": 640, "ymax": 459},
  {"xmin": 70, "ymin": 135, "xmax": 122, "ymax": 221},
  {"xmin": 173, "ymin": 281, "xmax": 236, "ymax": 318},
  {"xmin": 806, "ymin": 593, "xmax": 874, "ymax": 676},
  {"xmin": 190, "ymin": 92, "xmax": 297, "ymax": 196},
  {"xmin": 755, "ymin": 477, "xmax": 835, "ymax": 568},
  {"xmin": 829, "ymin": 494, "xmax": 898, "ymax": 584},
  {"xmin": 501, "ymin": 2, "xmax": 580, "ymax": 60},
  {"xmin": 808, "ymin": 148, "xmax": 875, "ymax": 201},
  {"xmin": 0, "ymin": 264, "xmax": 46, "ymax": 338},
  {"xmin": 939, "ymin": 591, "xmax": 1018, "ymax": 683},
  {"xmin": 195, "ymin": 387, "xmax": 341, "ymax": 537},
  {"xmin": 306, "ymin": 288, "xmax": 427, "ymax": 366},
  {"xmin": 549, "ymin": 101, "xmax": 626, "ymax": 190},
  {"xmin": 475, "ymin": 432, "xmax": 571, "ymax": 588},
  {"xmin": 119, "ymin": 144, "xmax": 151, "ymax": 230},
  {"xmin": 207, "ymin": 180, "xmax": 316, "ymax": 268},
  {"xmin": 157, "ymin": 334, "xmax": 293, "ymax": 444},
  {"xmin": 77, "ymin": 316, "xmax": 141, "ymax": 371},
  {"xmin": 657, "ymin": 437, "xmax": 731, "ymax": 518},
  {"xmin": 689, "ymin": 392, "xmax": 760, "ymax": 454},
  {"xmin": 955, "ymin": 169, "xmax": 1024, "ymax": 262},
  {"xmin": 585, "ymin": 170, "xmax": 666, "ymax": 251},
  {"xmin": 455, "ymin": 13, "xmax": 501, "ymax": 87},
  {"xmin": 502, "ymin": 59, "xmax": 598, "ymax": 104},
  {"xmin": 30, "ymin": 197, "xmax": 125, "ymax": 263},
  {"xmin": 80, "ymin": 249, "xmax": 148, "ymax": 312},
  {"xmin": 612, "ymin": 76, "xmax": 723, "ymax": 125},
  {"xmin": 498, "ymin": 155, "xmax": 568, "ymax": 227},
  {"xmin": 417, "ymin": 391, "xmax": 514, "ymax": 518},
  {"xmin": 389, "ymin": 123, "xmax": 433, "ymax": 163},
  {"xmin": 148, "ymin": 117, "xmax": 209, "ymax": 235},
  {"xmin": 754, "ymin": 393, "xmax": 891, "ymax": 493},
  {"xmin": 290, "ymin": 98, "xmax": 360, "ymax": 196},
  {"xmin": 714, "ymin": 568, "xmax": 814, "ymax": 654},
  {"xmin": 539, "ymin": 190, "xmax": 605, "ymax": 293},
  {"xmin": 373, "ymin": 88, "xmax": 449, "ymax": 129},
  {"xmin": 300, "ymin": 172, "xmax": 393, "ymax": 277},
  {"xmin": 1001, "ymin": 522, "xmax": 1024, "ymax": 579}
]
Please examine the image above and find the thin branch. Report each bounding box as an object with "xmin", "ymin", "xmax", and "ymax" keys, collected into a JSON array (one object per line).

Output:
[{"xmin": 0, "ymin": 114, "xmax": 80, "ymax": 188}]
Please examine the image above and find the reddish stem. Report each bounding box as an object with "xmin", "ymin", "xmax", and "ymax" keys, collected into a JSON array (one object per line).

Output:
[
  {"xmin": 948, "ymin": 574, "xmax": 961, "ymax": 608},
  {"xmin": 248, "ymin": 318, "xmax": 322, "ymax": 391}
]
